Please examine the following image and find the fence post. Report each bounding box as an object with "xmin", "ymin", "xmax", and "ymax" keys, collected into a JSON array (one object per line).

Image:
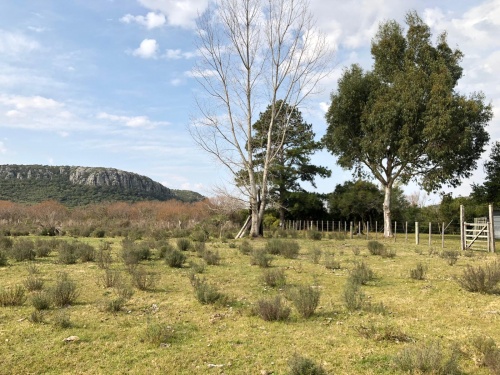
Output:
[
  {"xmin": 394, "ymin": 221, "xmax": 397, "ymax": 242},
  {"xmin": 415, "ymin": 222, "xmax": 419, "ymax": 245},
  {"xmin": 489, "ymin": 204, "xmax": 495, "ymax": 253},
  {"xmin": 366, "ymin": 221, "xmax": 369, "ymax": 240},
  {"xmin": 428, "ymin": 222, "xmax": 432, "ymax": 247},
  {"xmin": 375, "ymin": 221, "xmax": 377, "ymax": 240},
  {"xmin": 442, "ymin": 222, "xmax": 445, "ymax": 249},
  {"xmin": 460, "ymin": 205, "xmax": 465, "ymax": 251},
  {"xmin": 405, "ymin": 222, "xmax": 408, "ymax": 242},
  {"xmin": 350, "ymin": 222, "xmax": 353, "ymax": 239}
]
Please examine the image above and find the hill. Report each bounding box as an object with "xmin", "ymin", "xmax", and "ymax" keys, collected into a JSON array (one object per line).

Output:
[{"xmin": 0, "ymin": 164, "xmax": 204, "ymax": 205}]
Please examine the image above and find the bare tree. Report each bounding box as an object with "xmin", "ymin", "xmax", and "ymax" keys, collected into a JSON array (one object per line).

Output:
[{"xmin": 190, "ymin": 0, "xmax": 332, "ymax": 237}]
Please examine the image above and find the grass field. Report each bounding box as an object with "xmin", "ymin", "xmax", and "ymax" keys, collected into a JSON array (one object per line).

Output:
[{"xmin": 1, "ymin": 233, "xmax": 500, "ymax": 374}]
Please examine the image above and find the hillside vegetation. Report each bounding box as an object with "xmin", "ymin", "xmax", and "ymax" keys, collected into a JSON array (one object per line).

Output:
[{"xmin": 0, "ymin": 165, "xmax": 203, "ymax": 205}]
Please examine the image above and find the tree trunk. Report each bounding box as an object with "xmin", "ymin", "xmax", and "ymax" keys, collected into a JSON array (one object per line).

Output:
[{"xmin": 383, "ymin": 183, "xmax": 393, "ymax": 237}]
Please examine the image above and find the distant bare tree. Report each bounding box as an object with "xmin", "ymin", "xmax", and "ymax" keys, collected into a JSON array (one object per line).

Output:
[{"xmin": 190, "ymin": 0, "xmax": 332, "ymax": 237}]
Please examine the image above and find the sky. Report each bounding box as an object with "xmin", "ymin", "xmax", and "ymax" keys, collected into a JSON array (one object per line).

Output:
[{"xmin": 0, "ymin": 0, "xmax": 499, "ymax": 204}]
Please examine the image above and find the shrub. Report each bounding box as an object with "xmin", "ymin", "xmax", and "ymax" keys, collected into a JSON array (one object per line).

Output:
[
  {"xmin": 309, "ymin": 247, "xmax": 322, "ymax": 264},
  {"xmin": 0, "ymin": 285, "xmax": 26, "ymax": 306},
  {"xmin": 158, "ymin": 242, "xmax": 175, "ymax": 259},
  {"xmin": 280, "ymin": 240, "xmax": 300, "ymax": 259},
  {"xmin": 343, "ymin": 279, "xmax": 365, "ymax": 311},
  {"xmin": 367, "ymin": 240, "xmax": 385, "ymax": 256},
  {"xmin": 472, "ymin": 336, "xmax": 500, "ymax": 373},
  {"xmin": 289, "ymin": 285, "xmax": 320, "ymax": 318},
  {"xmin": 51, "ymin": 272, "xmax": 79, "ymax": 307},
  {"xmin": 11, "ymin": 238, "xmax": 36, "ymax": 262},
  {"xmin": 144, "ymin": 322, "xmax": 175, "ymax": 347},
  {"xmin": 0, "ymin": 236, "xmax": 13, "ymax": 251},
  {"xmin": 176, "ymin": 238, "xmax": 192, "ymax": 251},
  {"xmin": 58, "ymin": 241, "xmax": 78, "ymax": 265},
  {"xmin": 239, "ymin": 240, "xmax": 253, "ymax": 255},
  {"xmin": 355, "ymin": 323, "xmax": 412, "ymax": 342},
  {"xmin": 265, "ymin": 238, "xmax": 283, "ymax": 255},
  {"xmin": 189, "ymin": 260, "xmax": 206, "ymax": 274},
  {"xmin": 441, "ymin": 250, "xmax": 459, "ymax": 266},
  {"xmin": 324, "ymin": 253, "xmax": 341, "ymax": 270},
  {"xmin": 288, "ymin": 354, "xmax": 326, "ymax": 375},
  {"xmin": 34, "ymin": 239, "xmax": 53, "ymax": 257},
  {"xmin": 202, "ymin": 250, "xmax": 221, "ymax": 266},
  {"xmin": 457, "ymin": 261, "xmax": 500, "ymax": 294},
  {"xmin": 307, "ymin": 230, "xmax": 323, "ymax": 241},
  {"xmin": 97, "ymin": 269, "xmax": 121, "ymax": 288},
  {"xmin": 101, "ymin": 297, "xmax": 128, "ymax": 313},
  {"xmin": 96, "ymin": 242, "xmax": 113, "ymax": 269},
  {"xmin": 410, "ymin": 262, "xmax": 428, "ymax": 280},
  {"xmin": 250, "ymin": 249, "xmax": 273, "ymax": 268},
  {"xmin": 191, "ymin": 229, "xmax": 208, "ymax": 243},
  {"xmin": 0, "ymin": 250, "xmax": 8, "ymax": 267},
  {"xmin": 53, "ymin": 310, "xmax": 72, "ymax": 329},
  {"xmin": 254, "ymin": 295, "xmax": 290, "ymax": 321},
  {"xmin": 30, "ymin": 291, "xmax": 52, "ymax": 310},
  {"xmin": 393, "ymin": 341, "xmax": 461, "ymax": 374},
  {"xmin": 190, "ymin": 275, "xmax": 225, "ymax": 305},
  {"xmin": 381, "ymin": 248, "xmax": 396, "ymax": 258},
  {"xmin": 194, "ymin": 242, "xmax": 206, "ymax": 257},
  {"xmin": 261, "ymin": 268, "xmax": 286, "ymax": 288},
  {"xmin": 76, "ymin": 242, "xmax": 96, "ymax": 262},
  {"xmin": 30, "ymin": 310, "xmax": 45, "ymax": 324},
  {"xmin": 130, "ymin": 267, "xmax": 158, "ymax": 291},
  {"xmin": 23, "ymin": 274, "xmax": 44, "ymax": 291},
  {"xmin": 349, "ymin": 261, "xmax": 375, "ymax": 285},
  {"xmin": 165, "ymin": 249, "xmax": 187, "ymax": 268}
]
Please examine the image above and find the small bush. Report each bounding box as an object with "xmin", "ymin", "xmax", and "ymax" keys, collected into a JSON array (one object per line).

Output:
[
  {"xmin": 58, "ymin": 242, "xmax": 78, "ymax": 265},
  {"xmin": 239, "ymin": 240, "xmax": 253, "ymax": 255},
  {"xmin": 191, "ymin": 229, "xmax": 208, "ymax": 243},
  {"xmin": 30, "ymin": 310, "xmax": 45, "ymax": 324},
  {"xmin": 11, "ymin": 238, "xmax": 36, "ymax": 262},
  {"xmin": 165, "ymin": 249, "xmax": 187, "ymax": 268},
  {"xmin": 289, "ymin": 285, "xmax": 320, "ymax": 318},
  {"xmin": 189, "ymin": 260, "xmax": 206, "ymax": 274},
  {"xmin": 351, "ymin": 247, "xmax": 361, "ymax": 256},
  {"xmin": 0, "ymin": 236, "xmax": 13, "ymax": 251},
  {"xmin": 250, "ymin": 249, "xmax": 273, "ymax": 268},
  {"xmin": 288, "ymin": 354, "xmax": 326, "ymax": 375},
  {"xmin": 381, "ymin": 248, "xmax": 396, "ymax": 258},
  {"xmin": 158, "ymin": 243, "xmax": 175, "ymax": 259},
  {"xmin": 53, "ymin": 310, "xmax": 72, "ymax": 329},
  {"xmin": 367, "ymin": 241, "xmax": 385, "ymax": 256},
  {"xmin": 355, "ymin": 323, "xmax": 412, "ymax": 342},
  {"xmin": 30, "ymin": 291, "xmax": 52, "ymax": 310},
  {"xmin": 307, "ymin": 230, "xmax": 323, "ymax": 241},
  {"xmin": 324, "ymin": 253, "xmax": 341, "ymax": 270},
  {"xmin": 202, "ymin": 250, "xmax": 221, "ymax": 266},
  {"xmin": 254, "ymin": 295, "xmax": 290, "ymax": 321},
  {"xmin": 410, "ymin": 262, "xmax": 428, "ymax": 280},
  {"xmin": 34, "ymin": 239, "xmax": 53, "ymax": 257},
  {"xmin": 23, "ymin": 274, "xmax": 44, "ymax": 291},
  {"xmin": 0, "ymin": 250, "xmax": 7, "ymax": 266},
  {"xmin": 309, "ymin": 247, "xmax": 322, "ymax": 264},
  {"xmin": 96, "ymin": 242, "xmax": 113, "ymax": 269},
  {"xmin": 144, "ymin": 322, "xmax": 175, "ymax": 346},
  {"xmin": 194, "ymin": 242, "xmax": 206, "ymax": 257},
  {"xmin": 130, "ymin": 267, "xmax": 158, "ymax": 291},
  {"xmin": 265, "ymin": 239, "xmax": 300, "ymax": 258},
  {"xmin": 265, "ymin": 238, "xmax": 284, "ymax": 255},
  {"xmin": 393, "ymin": 341, "xmax": 461, "ymax": 374},
  {"xmin": 472, "ymin": 336, "xmax": 500, "ymax": 373},
  {"xmin": 349, "ymin": 261, "xmax": 375, "ymax": 285},
  {"xmin": 457, "ymin": 261, "xmax": 500, "ymax": 294},
  {"xmin": 261, "ymin": 268, "xmax": 286, "ymax": 288},
  {"xmin": 97, "ymin": 269, "xmax": 121, "ymax": 288},
  {"xmin": 0, "ymin": 285, "xmax": 26, "ymax": 306},
  {"xmin": 441, "ymin": 250, "xmax": 459, "ymax": 266},
  {"xmin": 101, "ymin": 297, "xmax": 128, "ymax": 313},
  {"xmin": 343, "ymin": 279, "xmax": 365, "ymax": 311},
  {"xmin": 51, "ymin": 272, "xmax": 79, "ymax": 307},
  {"xmin": 76, "ymin": 242, "xmax": 96, "ymax": 262},
  {"xmin": 190, "ymin": 275, "xmax": 225, "ymax": 305},
  {"xmin": 176, "ymin": 238, "xmax": 192, "ymax": 251}
]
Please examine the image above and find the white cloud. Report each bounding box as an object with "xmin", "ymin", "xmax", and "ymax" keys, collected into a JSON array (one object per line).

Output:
[
  {"xmin": 0, "ymin": 95, "xmax": 63, "ymax": 110},
  {"xmin": 137, "ymin": 0, "xmax": 209, "ymax": 29},
  {"xmin": 120, "ymin": 11, "xmax": 166, "ymax": 29},
  {"xmin": 97, "ymin": 112, "xmax": 169, "ymax": 128},
  {"xmin": 184, "ymin": 69, "xmax": 217, "ymax": 78},
  {"xmin": 132, "ymin": 39, "xmax": 159, "ymax": 59},
  {"xmin": 0, "ymin": 30, "xmax": 40, "ymax": 56},
  {"xmin": 0, "ymin": 141, "xmax": 6, "ymax": 154}
]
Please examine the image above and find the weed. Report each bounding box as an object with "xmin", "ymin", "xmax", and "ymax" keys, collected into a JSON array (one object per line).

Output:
[
  {"xmin": 202, "ymin": 250, "xmax": 221, "ymax": 265},
  {"xmin": 410, "ymin": 262, "xmax": 428, "ymax": 280},
  {"xmin": 130, "ymin": 266, "xmax": 158, "ymax": 291},
  {"xmin": 288, "ymin": 354, "xmax": 326, "ymax": 375},
  {"xmin": 11, "ymin": 238, "xmax": 36, "ymax": 262},
  {"xmin": 188, "ymin": 260, "xmax": 206, "ymax": 274},
  {"xmin": 239, "ymin": 240, "xmax": 253, "ymax": 255},
  {"xmin": 261, "ymin": 268, "xmax": 286, "ymax": 288},
  {"xmin": 266, "ymin": 239, "xmax": 300, "ymax": 258},
  {"xmin": 96, "ymin": 242, "xmax": 113, "ymax": 269},
  {"xmin": 0, "ymin": 285, "xmax": 26, "ymax": 306},
  {"xmin": 30, "ymin": 291, "xmax": 52, "ymax": 310},
  {"xmin": 190, "ymin": 274, "xmax": 225, "ymax": 305},
  {"xmin": 351, "ymin": 247, "xmax": 361, "ymax": 256},
  {"xmin": 254, "ymin": 295, "xmax": 291, "ymax": 321},
  {"xmin": 53, "ymin": 310, "xmax": 72, "ymax": 329},
  {"xmin": 165, "ymin": 249, "xmax": 187, "ymax": 268},
  {"xmin": 51, "ymin": 272, "xmax": 79, "ymax": 307},
  {"xmin": 193, "ymin": 241, "xmax": 206, "ymax": 257},
  {"xmin": 472, "ymin": 336, "xmax": 500, "ymax": 373},
  {"xmin": 144, "ymin": 322, "xmax": 175, "ymax": 346},
  {"xmin": 309, "ymin": 247, "xmax": 322, "ymax": 264},
  {"xmin": 101, "ymin": 297, "xmax": 128, "ymax": 313},
  {"xmin": 457, "ymin": 261, "xmax": 500, "ymax": 294},
  {"xmin": 349, "ymin": 261, "xmax": 375, "ymax": 285},
  {"xmin": 97, "ymin": 268, "xmax": 122, "ymax": 288},
  {"xmin": 250, "ymin": 249, "xmax": 273, "ymax": 268},
  {"xmin": 381, "ymin": 248, "xmax": 396, "ymax": 258},
  {"xmin": 266, "ymin": 238, "xmax": 284, "ymax": 255},
  {"xmin": 307, "ymin": 230, "xmax": 323, "ymax": 241},
  {"xmin": 393, "ymin": 341, "xmax": 461, "ymax": 374},
  {"xmin": 30, "ymin": 310, "xmax": 45, "ymax": 324},
  {"xmin": 343, "ymin": 279, "xmax": 365, "ymax": 311},
  {"xmin": 0, "ymin": 250, "xmax": 7, "ymax": 267},
  {"xmin": 176, "ymin": 238, "xmax": 192, "ymax": 251},
  {"xmin": 441, "ymin": 250, "xmax": 459, "ymax": 266},
  {"xmin": 289, "ymin": 285, "xmax": 320, "ymax": 318},
  {"xmin": 23, "ymin": 274, "xmax": 44, "ymax": 291},
  {"xmin": 324, "ymin": 253, "xmax": 341, "ymax": 270},
  {"xmin": 355, "ymin": 323, "xmax": 412, "ymax": 342}
]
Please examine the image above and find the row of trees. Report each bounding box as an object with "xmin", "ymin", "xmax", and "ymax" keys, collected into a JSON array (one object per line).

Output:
[{"xmin": 190, "ymin": 0, "xmax": 492, "ymax": 237}]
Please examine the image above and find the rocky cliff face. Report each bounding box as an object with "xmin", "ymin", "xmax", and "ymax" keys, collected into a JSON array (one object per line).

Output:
[{"xmin": 0, "ymin": 164, "xmax": 173, "ymax": 197}]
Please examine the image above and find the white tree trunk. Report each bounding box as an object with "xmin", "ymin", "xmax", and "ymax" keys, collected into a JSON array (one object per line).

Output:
[{"xmin": 383, "ymin": 183, "xmax": 393, "ymax": 237}]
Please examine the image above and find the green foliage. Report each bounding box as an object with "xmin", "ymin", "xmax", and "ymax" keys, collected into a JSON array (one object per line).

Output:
[
  {"xmin": 250, "ymin": 249, "xmax": 273, "ymax": 268},
  {"xmin": 165, "ymin": 249, "xmax": 187, "ymax": 268},
  {"xmin": 288, "ymin": 354, "xmax": 326, "ymax": 375},
  {"xmin": 188, "ymin": 260, "xmax": 206, "ymax": 274},
  {"xmin": 367, "ymin": 241, "xmax": 385, "ymax": 256},
  {"xmin": 0, "ymin": 285, "xmax": 26, "ymax": 306},
  {"xmin": 57, "ymin": 241, "xmax": 78, "ymax": 264},
  {"xmin": 53, "ymin": 310, "xmax": 72, "ymax": 329},
  {"xmin": 307, "ymin": 230, "xmax": 322, "ymax": 241},
  {"xmin": 11, "ymin": 238, "xmax": 36, "ymax": 262},
  {"xmin": 202, "ymin": 250, "xmax": 221, "ymax": 265},
  {"xmin": 349, "ymin": 261, "xmax": 375, "ymax": 285},
  {"xmin": 343, "ymin": 279, "xmax": 365, "ymax": 311},
  {"xmin": 0, "ymin": 249, "xmax": 8, "ymax": 267},
  {"xmin": 76, "ymin": 242, "xmax": 96, "ymax": 262},
  {"xmin": 472, "ymin": 336, "xmax": 500, "ymax": 373},
  {"xmin": 254, "ymin": 295, "xmax": 291, "ymax": 321},
  {"xmin": 144, "ymin": 322, "xmax": 176, "ymax": 347},
  {"xmin": 441, "ymin": 250, "xmax": 459, "ymax": 266},
  {"xmin": 189, "ymin": 274, "xmax": 225, "ymax": 305},
  {"xmin": 23, "ymin": 274, "xmax": 44, "ymax": 291},
  {"xmin": 96, "ymin": 269, "xmax": 122, "ymax": 288},
  {"xmin": 30, "ymin": 291, "xmax": 52, "ymax": 310},
  {"xmin": 288, "ymin": 285, "xmax": 321, "ymax": 318},
  {"xmin": 176, "ymin": 238, "xmax": 192, "ymax": 251},
  {"xmin": 30, "ymin": 310, "xmax": 45, "ymax": 324},
  {"xmin": 393, "ymin": 341, "xmax": 461, "ymax": 374},
  {"xmin": 265, "ymin": 238, "xmax": 300, "ymax": 258},
  {"xmin": 121, "ymin": 239, "xmax": 150, "ymax": 268},
  {"xmin": 239, "ymin": 239, "xmax": 253, "ymax": 255},
  {"xmin": 472, "ymin": 141, "xmax": 500, "ymax": 205},
  {"xmin": 34, "ymin": 239, "xmax": 54, "ymax": 257},
  {"xmin": 51, "ymin": 272, "xmax": 79, "ymax": 307},
  {"xmin": 410, "ymin": 262, "xmax": 428, "ymax": 280},
  {"xmin": 261, "ymin": 268, "xmax": 286, "ymax": 288},
  {"xmin": 130, "ymin": 266, "xmax": 157, "ymax": 291},
  {"xmin": 457, "ymin": 261, "xmax": 500, "ymax": 294},
  {"xmin": 309, "ymin": 247, "xmax": 322, "ymax": 264}
]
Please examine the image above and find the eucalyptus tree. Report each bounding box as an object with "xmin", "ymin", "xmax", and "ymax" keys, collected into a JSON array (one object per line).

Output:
[
  {"xmin": 322, "ymin": 11, "xmax": 492, "ymax": 237},
  {"xmin": 189, "ymin": 0, "xmax": 332, "ymax": 237}
]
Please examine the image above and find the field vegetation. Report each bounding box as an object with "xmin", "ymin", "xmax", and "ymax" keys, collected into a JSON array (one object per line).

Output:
[{"xmin": 1, "ymin": 227, "xmax": 500, "ymax": 374}]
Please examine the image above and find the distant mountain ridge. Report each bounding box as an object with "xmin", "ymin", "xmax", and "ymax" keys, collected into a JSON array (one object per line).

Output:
[{"xmin": 0, "ymin": 164, "xmax": 204, "ymax": 205}]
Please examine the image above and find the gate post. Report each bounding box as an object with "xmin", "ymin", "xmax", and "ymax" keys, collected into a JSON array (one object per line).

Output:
[
  {"xmin": 460, "ymin": 205, "xmax": 465, "ymax": 251},
  {"xmin": 489, "ymin": 204, "xmax": 496, "ymax": 253}
]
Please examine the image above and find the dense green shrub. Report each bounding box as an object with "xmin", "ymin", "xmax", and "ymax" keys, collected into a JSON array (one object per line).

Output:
[
  {"xmin": 130, "ymin": 266, "xmax": 157, "ymax": 291},
  {"xmin": 58, "ymin": 241, "xmax": 78, "ymax": 264},
  {"xmin": 34, "ymin": 239, "xmax": 53, "ymax": 257},
  {"xmin": 202, "ymin": 250, "xmax": 221, "ymax": 265},
  {"xmin": 410, "ymin": 262, "xmax": 428, "ymax": 280},
  {"xmin": 190, "ymin": 274, "xmax": 225, "ymax": 305},
  {"xmin": 30, "ymin": 291, "xmax": 52, "ymax": 310},
  {"xmin": 120, "ymin": 239, "xmax": 150, "ymax": 268},
  {"xmin": 349, "ymin": 261, "xmax": 375, "ymax": 285},
  {"xmin": 254, "ymin": 296, "xmax": 290, "ymax": 321},
  {"xmin": 265, "ymin": 238, "xmax": 300, "ymax": 258},
  {"xmin": 165, "ymin": 249, "xmax": 186, "ymax": 268},
  {"xmin": 176, "ymin": 238, "xmax": 192, "ymax": 251},
  {"xmin": 289, "ymin": 285, "xmax": 321, "ymax": 318},
  {"xmin": 144, "ymin": 322, "xmax": 175, "ymax": 347},
  {"xmin": 288, "ymin": 354, "xmax": 326, "ymax": 375},
  {"xmin": 239, "ymin": 240, "xmax": 253, "ymax": 255},
  {"xmin": 265, "ymin": 238, "xmax": 284, "ymax": 255},
  {"xmin": 457, "ymin": 261, "xmax": 500, "ymax": 293},
  {"xmin": 393, "ymin": 341, "xmax": 461, "ymax": 374},
  {"xmin": 367, "ymin": 240, "xmax": 385, "ymax": 255},
  {"xmin": 51, "ymin": 272, "xmax": 79, "ymax": 307},
  {"xmin": 76, "ymin": 242, "xmax": 96, "ymax": 262},
  {"xmin": 261, "ymin": 268, "xmax": 286, "ymax": 288},
  {"xmin": 307, "ymin": 230, "xmax": 323, "ymax": 241},
  {"xmin": 23, "ymin": 274, "xmax": 44, "ymax": 291},
  {"xmin": 343, "ymin": 279, "xmax": 365, "ymax": 311},
  {"xmin": 11, "ymin": 238, "xmax": 36, "ymax": 262},
  {"xmin": 158, "ymin": 242, "xmax": 175, "ymax": 259},
  {"xmin": 250, "ymin": 249, "xmax": 273, "ymax": 268},
  {"xmin": 0, "ymin": 285, "xmax": 26, "ymax": 306}
]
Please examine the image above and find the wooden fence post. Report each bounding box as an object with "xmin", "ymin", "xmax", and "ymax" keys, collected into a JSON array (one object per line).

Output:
[
  {"xmin": 350, "ymin": 222, "xmax": 353, "ymax": 239},
  {"xmin": 415, "ymin": 222, "xmax": 419, "ymax": 245},
  {"xmin": 428, "ymin": 222, "xmax": 432, "ymax": 247}
]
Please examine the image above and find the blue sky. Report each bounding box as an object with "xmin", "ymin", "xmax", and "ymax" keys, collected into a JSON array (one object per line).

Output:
[{"xmin": 0, "ymin": 0, "xmax": 499, "ymax": 204}]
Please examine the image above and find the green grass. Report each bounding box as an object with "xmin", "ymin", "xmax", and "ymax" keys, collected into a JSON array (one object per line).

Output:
[{"xmin": 0, "ymin": 234, "xmax": 499, "ymax": 374}]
